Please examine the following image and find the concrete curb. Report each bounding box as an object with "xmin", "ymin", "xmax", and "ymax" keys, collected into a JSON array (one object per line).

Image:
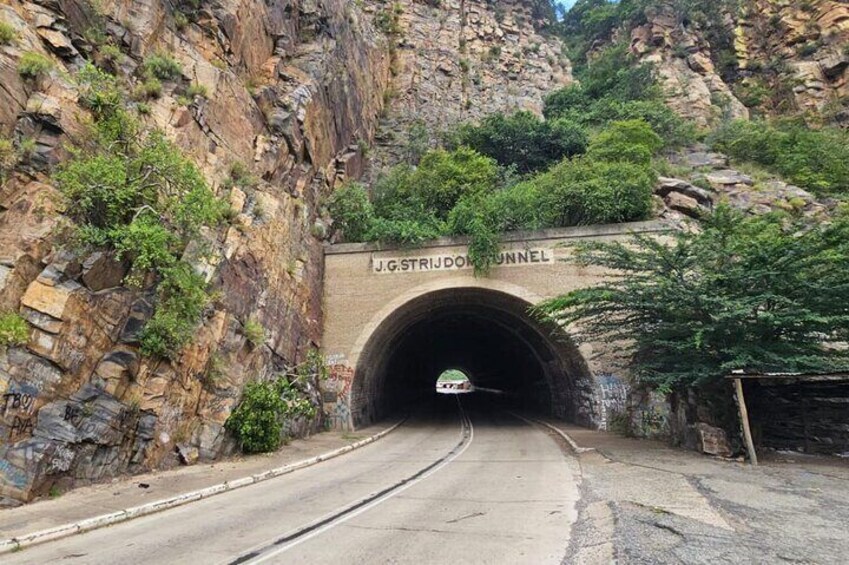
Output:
[
  {"xmin": 0, "ymin": 419, "xmax": 406, "ymax": 555},
  {"xmin": 510, "ymin": 412, "xmax": 596, "ymax": 454}
]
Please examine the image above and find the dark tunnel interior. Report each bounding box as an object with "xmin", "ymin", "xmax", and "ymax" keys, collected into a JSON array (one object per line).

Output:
[{"xmin": 350, "ymin": 288, "xmax": 594, "ymax": 427}]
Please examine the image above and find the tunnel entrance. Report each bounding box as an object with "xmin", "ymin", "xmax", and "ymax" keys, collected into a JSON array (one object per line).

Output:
[{"xmin": 350, "ymin": 288, "xmax": 594, "ymax": 427}]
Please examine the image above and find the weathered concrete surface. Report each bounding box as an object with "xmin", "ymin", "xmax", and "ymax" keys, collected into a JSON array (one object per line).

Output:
[{"xmin": 554, "ymin": 423, "xmax": 849, "ymax": 564}]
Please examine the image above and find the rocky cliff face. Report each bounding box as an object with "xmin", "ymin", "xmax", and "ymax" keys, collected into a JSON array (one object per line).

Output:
[
  {"xmin": 0, "ymin": 0, "xmax": 570, "ymax": 505},
  {"xmin": 365, "ymin": 0, "xmax": 572, "ymax": 172},
  {"xmin": 0, "ymin": 0, "xmax": 393, "ymax": 505},
  {"xmin": 628, "ymin": 0, "xmax": 849, "ymax": 128}
]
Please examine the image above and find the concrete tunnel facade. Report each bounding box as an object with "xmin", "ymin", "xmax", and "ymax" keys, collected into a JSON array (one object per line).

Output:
[{"xmin": 320, "ymin": 221, "xmax": 668, "ymax": 430}]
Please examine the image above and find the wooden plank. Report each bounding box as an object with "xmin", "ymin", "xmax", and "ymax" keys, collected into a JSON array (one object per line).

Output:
[{"xmin": 733, "ymin": 378, "xmax": 758, "ymax": 466}]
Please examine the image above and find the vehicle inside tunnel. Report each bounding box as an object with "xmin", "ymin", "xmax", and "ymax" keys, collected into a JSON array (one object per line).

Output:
[{"xmin": 350, "ymin": 287, "xmax": 595, "ymax": 427}]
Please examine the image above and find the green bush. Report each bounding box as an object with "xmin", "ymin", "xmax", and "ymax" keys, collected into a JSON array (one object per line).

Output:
[
  {"xmin": 542, "ymin": 46, "xmax": 693, "ymax": 148},
  {"xmin": 17, "ymin": 52, "xmax": 52, "ymax": 79},
  {"xmin": 243, "ymin": 318, "xmax": 266, "ymax": 347},
  {"xmin": 226, "ymin": 376, "xmax": 318, "ymax": 453},
  {"xmin": 711, "ymin": 119, "xmax": 849, "ymax": 195},
  {"xmin": 0, "ymin": 21, "xmax": 17, "ymax": 44},
  {"xmin": 0, "ymin": 312, "xmax": 29, "ymax": 347},
  {"xmin": 535, "ymin": 205, "xmax": 849, "ymax": 392},
  {"xmin": 142, "ymin": 52, "xmax": 182, "ymax": 81},
  {"xmin": 225, "ymin": 381, "xmax": 287, "ymax": 453},
  {"xmin": 56, "ymin": 66, "xmax": 224, "ymax": 359},
  {"xmin": 456, "ymin": 111, "xmax": 588, "ymax": 174},
  {"xmin": 526, "ymin": 156, "xmax": 655, "ymax": 228},
  {"xmin": 327, "ymin": 183, "xmax": 374, "ymax": 242},
  {"xmin": 186, "ymin": 83, "xmax": 208, "ymax": 99},
  {"xmin": 587, "ymin": 119, "xmax": 663, "ymax": 165},
  {"xmin": 139, "ymin": 263, "xmax": 210, "ymax": 358},
  {"xmin": 411, "ymin": 147, "xmax": 500, "ymax": 218},
  {"xmin": 77, "ymin": 64, "xmax": 123, "ymax": 118}
]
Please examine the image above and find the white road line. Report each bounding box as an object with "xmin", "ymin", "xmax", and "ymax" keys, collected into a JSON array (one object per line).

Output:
[{"xmin": 243, "ymin": 405, "xmax": 474, "ymax": 564}]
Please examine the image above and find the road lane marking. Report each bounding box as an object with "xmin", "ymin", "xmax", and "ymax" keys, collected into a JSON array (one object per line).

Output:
[{"xmin": 230, "ymin": 399, "xmax": 473, "ymax": 565}]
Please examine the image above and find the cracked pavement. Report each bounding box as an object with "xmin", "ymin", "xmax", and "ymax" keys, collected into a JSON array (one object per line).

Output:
[{"xmin": 559, "ymin": 425, "xmax": 849, "ymax": 564}]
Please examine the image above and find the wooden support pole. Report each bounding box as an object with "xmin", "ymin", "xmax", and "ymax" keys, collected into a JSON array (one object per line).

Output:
[{"xmin": 733, "ymin": 378, "xmax": 758, "ymax": 466}]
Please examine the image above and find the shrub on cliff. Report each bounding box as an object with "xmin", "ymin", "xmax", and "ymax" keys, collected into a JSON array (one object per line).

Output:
[
  {"xmin": 710, "ymin": 119, "xmax": 849, "ymax": 196},
  {"xmin": 0, "ymin": 312, "xmax": 29, "ymax": 348},
  {"xmin": 327, "ymin": 183, "xmax": 375, "ymax": 242},
  {"xmin": 543, "ymin": 46, "xmax": 693, "ymax": 146},
  {"xmin": 519, "ymin": 156, "xmax": 655, "ymax": 228},
  {"xmin": 55, "ymin": 64, "xmax": 225, "ymax": 359},
  {"xmin": 226, "ymin": 374, "xmax": 318, "ymax": 454}
]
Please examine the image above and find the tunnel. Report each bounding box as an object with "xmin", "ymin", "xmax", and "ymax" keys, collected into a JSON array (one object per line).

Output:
[{"xmin": 350, "ymin": 287, "xmax": 595, "ymax": 427}]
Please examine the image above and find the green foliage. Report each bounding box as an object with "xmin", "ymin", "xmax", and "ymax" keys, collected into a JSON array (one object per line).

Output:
[
  {"xmin": 535, "ymin": 205, "xmax": 849, "ymax": 392},
  {"xmin": 226, "ymin": 372, "xmax": 319, "ymax": 453},
  {"xmin": 710, "ymin": 119, "xmax": 849, "ymax": 196},
  {"xmin": 327, "ymin": 183, "xmax": 374, "ymax": 242},
  {"xmin": 456, "ymin": 111, "xmax": 588, "ymax": 174},
  {"xmin": 78, "ymin": 64, "xmax": 123, "ymax": 117},
  {"xmin": 411, "ymin": 148, "xmax": 500, "ymax": 218},
  {"xmin": 142, "ymin": 52, "xmax": 182, "ymax": 81},
  {"xmin": 139, "ymin": 263, "xmax": 210, "ymax": 358},
  {"xmin": 97, "ymin": 44, "xmax": 123, "ymax": 68},
  {"xmin": 557, "ymin": 1, "xmax": 738, "ymax": 78},
  {"xmin": 225, "ymin": 380, "xmax": 288, "ymax": 453},
  {"xmin": 225, "ymin": 162, "xmax": 258, "ymax": 189},
  {"xmin": 543, "ymin": 46, "xmax": 693, "ymax": 147},
  {"xmin": 521, "ymin": 155, "xmax": 655, "ymax": 227},
  {"xmin": 0, "ymin": 21, "xmax": 18, "ymax": 44},
  {"xmin": 56, "ymin": 65, "xmax": 224, "ymax": 359},
  {"xmin": 0, "ymin": 312, "xmax": 29, "ymax": 347},
  {"xmin": 586, "ymin": 119, "xmax": 663, "ymax": 165},
  {"xmin": 17, "ymin": 52, "xmax": 52, "ymax": 79},
  {"xmin": 243, "ymin": 318, "xmax": 266, "ymax": 348},
  {"xmin": 0, "ymin": 138, "xmax": 16, "ymax": 180},
  {"xmin": 186, "ymin": 82, "xmax": 208, "ymax": 99}
]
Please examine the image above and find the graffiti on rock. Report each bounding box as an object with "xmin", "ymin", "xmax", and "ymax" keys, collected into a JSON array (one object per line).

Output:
[
  {"xmin": 47, "ymin": 445, "xmax": 75, "ymax": 474},
  {"xmin": 3, "ymin": 392, "xmax": 36, "ymax": 416},
  {"xmin": 9, "ymin": 416, "xmax": 34, "ymax": 439},
  {"xmin": 0, "ymin": 459, "xmax": 28, "ymax": 489}
]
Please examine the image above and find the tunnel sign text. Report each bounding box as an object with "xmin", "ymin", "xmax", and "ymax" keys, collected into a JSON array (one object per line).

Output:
[{"xmin": 373, "ymin": 248, "xmax": 554, "ymax": 274}]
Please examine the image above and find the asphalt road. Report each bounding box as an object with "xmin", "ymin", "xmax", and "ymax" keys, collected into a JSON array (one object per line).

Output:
[{"xmin": 6, "ymin": 396, "xmax": 580, "ymax": 564}]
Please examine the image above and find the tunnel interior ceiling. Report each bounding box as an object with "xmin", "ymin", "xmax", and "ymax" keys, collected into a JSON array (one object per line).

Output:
[{"xmin": 352, "ymin": 288, "xmax": 593, "ymax": 425}]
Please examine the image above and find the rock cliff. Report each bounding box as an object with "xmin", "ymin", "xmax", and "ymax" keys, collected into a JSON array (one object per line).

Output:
[
  {"xmin": 0, "ymin": 0, "xmax": 570, "ymax": 505},
  {"xmin": 627, "ymin": 0, "xmax": 849, "ymax": 128}
]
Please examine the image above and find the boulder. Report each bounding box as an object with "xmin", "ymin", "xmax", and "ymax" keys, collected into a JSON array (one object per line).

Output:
[
  {"xmin": 81, "ymin": 252, "xmax": 128, "ymax": 292},
  {"xmin": 656, "ymin": 177, "xmax": 714, "ymax": 206},
  {"xmin": 706, "ymin": 170, "xmax": 754, "ymax": 187},
  {"xmin": 665, "ymin": 191, "xmax": 703, "ymax": 218}
]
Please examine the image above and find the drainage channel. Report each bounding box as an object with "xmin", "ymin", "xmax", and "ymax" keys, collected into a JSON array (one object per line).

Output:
[{"xmin": 229, "ymin": 397, "xmax": 474, "ymax": 565}]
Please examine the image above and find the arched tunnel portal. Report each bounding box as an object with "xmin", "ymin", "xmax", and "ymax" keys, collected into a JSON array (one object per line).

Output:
[{"xmin": 349, "ymin": 287, "xmax": 594, "ymax": 427}]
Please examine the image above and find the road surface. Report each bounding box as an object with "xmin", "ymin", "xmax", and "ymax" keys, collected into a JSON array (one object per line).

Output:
[{"xmin": 6, "ymin": 397, "xmax": 580, "ymax": 564}]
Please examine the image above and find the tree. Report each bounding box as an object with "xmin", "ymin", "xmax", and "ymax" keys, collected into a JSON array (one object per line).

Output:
[
  {"xmin": 457, "ymin": 111, "xmax": 588, "ymax": 174},
  {"xmin": 534, "ymin": 205, "xmax": 849, "ymax": 393},
  {"xmin": 587, "ymin": 119, "xmax": 663, "ymax": 165}
]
